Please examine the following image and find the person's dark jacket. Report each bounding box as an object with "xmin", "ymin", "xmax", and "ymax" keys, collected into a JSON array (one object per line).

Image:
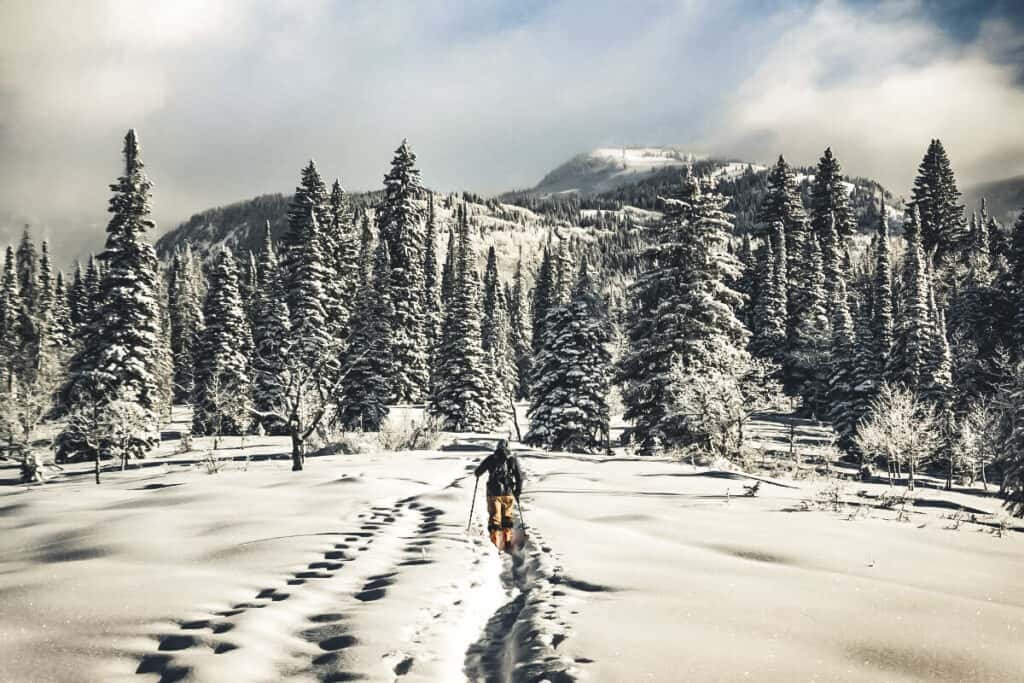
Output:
[{"xmin": 474, "ymin": 446, "xmax": 523, "ymax": 498}]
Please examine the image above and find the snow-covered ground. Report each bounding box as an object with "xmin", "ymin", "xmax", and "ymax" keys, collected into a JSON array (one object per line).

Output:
[{"xmin": 2, "ymin": 411, "xmax": 1023, "ymax": 682}]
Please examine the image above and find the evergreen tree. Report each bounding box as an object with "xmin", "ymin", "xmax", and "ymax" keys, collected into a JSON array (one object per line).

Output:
[
  {"xmin": 911, "ymin": 139, "xmax": 965, "ymax": 260},
  {"xmin": 423, "ymin": 194, "xmax": 443, "ymax": 349},
  {"xmin": 440, "ymin": 216, "xmax": 457, "ymax": 306},
  {"xmin": 337, "ymin": 229, "xmax": 393, "ymax": 431},
  {"xmin": 507, "ymin": 254, "xmax": 532, "ymax": 399},
  {"xmin": 758, "ymin": 155, "xmax": 807, "ymax": 293},
  {"xmin": 889, "ymin": 209, "xmax": 932, "ymax": 391},
  {"xmin": 828, "ymin": 277, "xmax": 857, "ymax": 448},
  {"xmin": 16, "ymin": 226, "xmax": 39, "ymax": 321},
  {"xmin": 531, "ymin": 240, "xmax": 555, "ymax": 355},
  {"xmin": 68, "ymin": 261, "xmax": 85, "ymax": 331},
  {"xmin": 750, "ymin": 223, "xmax": 787, "ymax": 360},
  {"xmin": 526, "ymin": 261, "xmax": 611, "ymax": 451},
  {"xmin": 790, "ymin": 234, "xmax": 830, "ymax": 414},
  {"xmin": 325, "ymin": 179, "xmax": 359, "ymax": 344},
  {"xmin": 80, "ymin": 255, "xmax": 102, "ymax": 331},
  {"xmin": 0, "ymin": 246, "xmax": 19, "ymax": 383},
  {"xmin": 51, "ymin": 270, "xmax": 72, "ymax": 352},
  {"xmin": 481, "ymin": 245, "xmax": 501, "ymax": 352},
  {"xmin": 378, "ymin": 140, "xmax": 429, "ymax": 403},
  {"xmin": 251, "ymin": 225, "xmax": 291, "ymax": 434},
  {"xmin": 849, "ymin": 293, "xmax": 877, "ymax": 434},
  {"xmin": 872, "ymin": 203, "xmax": 895, "ymax": 380},
  {"xmin": 617, "ymin": 170, "xmax": 749, "ymax": 451},
  {"xmin": 430, "ymin": 204, "xmax": 492, "ymax": 431},
  {"xmin": 810, "ymin": 147, "xmax": 856, "ymax": 240},
  {"xmin": 192, "ymin": 248, "xmax": 253, "ymax": 436},
  {"xmin": 924, "ymin": 268, "xmax": 953, "ymax": 404},
  {"xmin": 58, "ymin": 130, "xmax": 163, "ymax": 460},
  {"xmin": 167, "ymin": 245, "xmax": 205, "ymax": 402},
  {"xmin": 736, "ymin": 232, "xmax": 757, "ymax": 326}
]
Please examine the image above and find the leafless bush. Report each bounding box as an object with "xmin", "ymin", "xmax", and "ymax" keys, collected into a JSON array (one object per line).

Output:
[
  {"xmin": 853, "ymin": 383, "xmax": 942, "ymax": 491},
  {"xmin": 377, "ymin": 414, "xmax": 444, "ymax": 451}
]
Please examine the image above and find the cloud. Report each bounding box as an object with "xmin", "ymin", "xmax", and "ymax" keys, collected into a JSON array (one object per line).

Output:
[
  {"xmin": 714, "ymin": 0, "xmax": 1024, "ymax": 194},
  {"xmin": 0, "ymin": 0, "xmax": 1021, "ymax": 265}
]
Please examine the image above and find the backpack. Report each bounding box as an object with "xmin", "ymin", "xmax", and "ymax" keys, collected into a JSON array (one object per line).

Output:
[{"xmin": 491, "ymin": 453, "xmax": 517, "ymax": 495}]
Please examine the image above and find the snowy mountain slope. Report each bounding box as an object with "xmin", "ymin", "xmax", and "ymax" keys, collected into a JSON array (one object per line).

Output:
[
  {"xmin": 528, "ymin": 146, "xmax": 705, "ymax": 196},
  {"xmin": 963, "ymin": 174, "xmax": 1024, "ymax": 226}
]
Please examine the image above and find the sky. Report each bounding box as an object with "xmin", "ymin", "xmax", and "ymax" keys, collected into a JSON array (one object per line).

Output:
[{"xmin": 1, "ymin": 0, "xmax": 1023, "ymax": 264}]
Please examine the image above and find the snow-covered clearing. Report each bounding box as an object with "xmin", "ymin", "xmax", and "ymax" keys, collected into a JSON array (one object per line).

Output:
[{"xmin": 2, "ymin": 411, "xmax": 1023, "ymax": 682}]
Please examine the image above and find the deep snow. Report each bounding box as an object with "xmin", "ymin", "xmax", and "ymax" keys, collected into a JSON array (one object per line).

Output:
[{"xmin": 2, "ymin": 411, "xmax": 1023, "ymax": 682}]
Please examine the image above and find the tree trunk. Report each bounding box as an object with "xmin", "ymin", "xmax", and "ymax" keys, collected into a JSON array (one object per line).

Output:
[
  {"xmin": 291, "ymin": 432, "xmax": 304, "ymax": 472},
  {"xmin": 908, "ymin": 458, "xmax": 915, "ymax": 491},
  {"xmin": 981, "ymin": 463, "xmax": 988, "ymax": 491},
  {"xmin": 509, "ymin": 398, "xmax": 522, "ymax": 441},
  {"xmin": 946, "ymin": 452, "xmax": 953, "ymax": 491},
  {"xmin": 94, "ymin": 451, "xmax": 101, "ymax": 485}
]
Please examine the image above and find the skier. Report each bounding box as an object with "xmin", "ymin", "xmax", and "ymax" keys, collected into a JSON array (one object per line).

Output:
[{"xmin": 473, "ymin": 439, "xmax": 523, "ymax": 551}]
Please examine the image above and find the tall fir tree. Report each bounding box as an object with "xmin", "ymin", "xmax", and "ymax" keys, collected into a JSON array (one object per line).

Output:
[
  {"xmin": 531, "ymin": 240, "xmax": 555, "ymax": 355},
  {"xmin": 758, "ymin": 155, "xmax": 807, "ymax": 297},
  {"xmin": 440, "ymin": 216, "xmax": 457, "ymax": 307},
  {"xmin": 750, "ymin": 223, "xmax": 787, "ymax": 361},
  {"xmin": 889, "ymin": 209, "xmax": 933, "ymax": 392},
  {"xmin": 0, "ymin": 246, "xmax": 19, "ymax": 383},
  {"xmin": 378, "ymin": 140, "xmax": 430, "ymax": 403},
  {"xmin": 251, "ymin": 225, "xmax": 291, "ymax": 434},
  {"xmin": 423, "ymin": 194, "xmax": 443, "ymax": 351},
  {"xmin": 325, "ymin": 179, "xmax": 359, "ymax": 344},
  {"xmin": 790, "ymin": 234, "xmax": 831, "ymax": 414},
  {"xmin": 429, "ymin": 204, "xmax": 493, "ymax": 431},
  {"xmin": 481, "ymin": 245, "xmax": 501, "ymax": 352},
  {"xmin": 58, "ymin": 130, "xmax": 163, "ymax": 459},
  {"xmin": 911, "ymin": 139, "xmax": 966, "ymax": 260},
  {"xmin": 827, "ymin": 276, "xmax": 857, "ymax": 448},
  {"xmin": 51, "ymin": 270, "xmax": 73, "ymax": 352},
  {"xmin": 810, "ymin": 147, "xmax": 856, "ymax": 240},
  {"xmin": 192, "ymin": 248, "xmax": 253, "ymax": 436},
  {"xmin": 526, "ymin": 261, "xmax": 611, "ymax": 451},
  {"xmin": 338, "ymin": 233, "xmax": 394, "ymax": 431},
  {"xmin": 167, "ymin": 244, "xmax": 205, "ymax": 402},
  {"xmin": 872, "ymin": 202, "xmax": 895, "ymax": 381},
  {"xmin": 507, "ymin": 254, "xmax": 532, "ymax": 399},
  {"xmin": 617, "ymin": 170, "xmax": 749, "ymax": 451}
]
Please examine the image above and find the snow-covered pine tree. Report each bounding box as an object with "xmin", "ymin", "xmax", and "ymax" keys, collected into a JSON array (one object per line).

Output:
[
  {"xmin": 531, "ymin": 239, "xmax": 555, "ymax": 356},
  {"xmin": 750, "ymin": 223, "xmax": 787, "ymax": 361},
  {"xmin": 848, "ymin": 292, "xmax": 877, "ymax": 434},
  {"xmin": 167, "ymin": 244, "xmax": 205, "ymax": 402},
  {"xmin": 51, "ymin": 270, "xmax": 72, "ymax": 352},
  {"xmin": 872, "ymin": 202, "xmax": 895, "ymax": 381},
  {"xmin": 251, "ymin": 225, "xmax": 291, "ymax": 435},
  {"xmin": 423, "ymin": 194, "xmax": 443, "ymax": 353},
  {"xmin": 617, "ymin": 170, "xmax": 749, "ymax": 452},
  {"xmin": 485, "ymin": 280, "xmax": 515, "ymax": 427},
  {"xmin": 790, "ymin": 234, "xmax": 831, "ymax": 415},
  {"xmin": 192, "ymin": 248, "xmax": 253, "ymax": 437},
  {"xmin": 758, "ymin": 155, "xmax": 807, "ymax": 297},
  {"xmin": 889, "ymin": 208, "xmax": 932, "ymax": 391},
  {"xmin": 526, "ymin": 260, "xmax": 611, "ymax": 451},
  {"xmin": 429, "ymin": 204, "xmax": 493, "ymax": 432},
  {"xmin": 16, "ymin": 226, "xmax": 39, "ymax": 322},
  {"xmin": 58, "ymin": 130, "xmax": 163, "ymax": 460},
  {"xmin": 440, "ymin": 214, "xmax": 457, "ymax": 307},
  {"xmin": 378, "ymin": 140, "xmax": 429, "ymax": 403},
  {"xmin": 810, "ymin": 148, "xmax": 856, "ymax": 240},
  {"xmin": 325, "ymin": 179, "xmax": 359, "ymax": 345},
  {"xmin": 68, "ymin": 261, "xmax": 85, "ymax": 331},
  {"xmin": 911, "ymin": 139, "xmax": 966, "ymax": 261},
  {"xmin": 80, "ymin": 255, "xmax": 102, "ymax": 332},
  {"xmin": 828, "ymin": 276, "xmax": 857, "ymax": 448},
  {"xmin": 337, "ymin": 233, "xmax": 394, "ymax": 431},
  {"xmin": 736, "ymin": 232, "xmax": 756, "ymax": 326},
  {"xmin": 481, "ymin": 245, "xmax": 501, "ymax": 352},
  {"xmin": 508, "ymin": 254, "xmax": 532, "ymax": 399},
  {"xmin": 282, "ymin": 190, "xmax": 336, "ymax": 379},
  {"xmin": 0, "ymin": 246, "xmax": 19, "ymax": 383}
]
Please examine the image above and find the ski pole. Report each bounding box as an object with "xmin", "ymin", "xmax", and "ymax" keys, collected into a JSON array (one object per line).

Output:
[
  {"xmin": 467, "ymin": 476, "xmax": 480, "ymax": 531},
  {"xmin": 515, "ymin": 496, "xmax": 527, "ymax": 530}
]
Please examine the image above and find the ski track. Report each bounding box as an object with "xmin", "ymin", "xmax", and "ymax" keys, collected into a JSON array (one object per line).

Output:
[{"xmin": 133, "ymin": 453, "xmax": 588, "ymax": 683}]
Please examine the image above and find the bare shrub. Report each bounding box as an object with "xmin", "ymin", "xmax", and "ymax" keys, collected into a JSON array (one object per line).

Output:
[{"xmin": 377, "ymin": 414, "xmax": 444, "ymax": 451}]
